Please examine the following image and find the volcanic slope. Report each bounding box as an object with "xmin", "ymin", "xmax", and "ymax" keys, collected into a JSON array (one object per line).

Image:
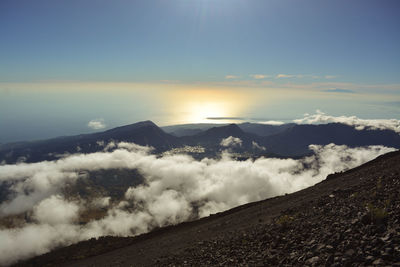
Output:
[{"xmin": 20, "ymin": 150, "xmax": 400, "ymax": 266}]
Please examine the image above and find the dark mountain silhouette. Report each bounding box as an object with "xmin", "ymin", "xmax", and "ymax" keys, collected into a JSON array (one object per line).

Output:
[
  {"xmin": 192, "ymin": 124, "xmax": 246, "ymax": 140},
  {"xmin": 93, "ymin": 120, "xmax": 179, "ymax": 148},
  {"xmin": 179, "ymin": 123, "xmax": 400, "ymax": 156},
  {"xmin": 162, "ymin": 122, "xmax": 294, "ymax": 137},
  {"xmin": 19, "ymin": 150, "xmax": 400, "ymax": 266},
  {"xmin": 168, "ymin": 128, "xmax": 204, "ymax": 137},
  {"xmin": 162, "ymin": 123, "xmax": 228, "ymax": 137},
  {"xmin": 238, "ymin": 122, "xmax": 295, "ymax": 136},
  {"xmin": 181, "ymin": 124, "xmax": 260, "ymax": 150},
  {"xmin": 0, "ymin": 121, "xmax": 179, "ymax": 164},
  {"xmin": 261, "ymin": 123, "xmax": 400, "ymax": 156},
  {"xmin": 1, "ymin": 121, "xmax": 399, "ymax": 164}
]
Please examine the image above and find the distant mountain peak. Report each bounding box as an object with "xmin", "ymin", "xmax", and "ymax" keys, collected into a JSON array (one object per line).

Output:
[
  {"xmin": 215, "ymin": 123, "xmax": 241, "ymax": 130},
  {"xmin": 194, "ymin": 124, "xmax": 246, "ymax": 140},
  {"xmin": 106, "ymin": 120, "xmax": 158, "ymax": 133},
  {"xmin": 207, "ymin": 123, "xmax": 243, "ymax": 134},
  {"xmin": 139, "ymin": 120, "xmax": 156, "ymax": 125},
  {"xmin": 129, "ymin": 120, "xmax": 157, "ymax": 127}
]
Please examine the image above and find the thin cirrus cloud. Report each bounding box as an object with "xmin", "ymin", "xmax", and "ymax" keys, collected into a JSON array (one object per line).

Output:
[
  {"xmin": 275, "ymin": 74, "xmax": 336, "ymax": 79},
  {"xmin": 225, "ymin": 74, "xmax": 335, "ymax": 80},
  {"xmin": 249, "ymin": 74, "xmax": 269, "ymax": 79},
  {"xmin": 225, "ymin": 75, "xmax": 239, "ymax": 79},
  {"xmin": 88, "ymin": 119, "xmax": 106, "ymax": 130},
  {"xmin": 276, "ymin": 74, "xmax": 300, "ymax": 78},
  {"xmin": 323, "ymin": 88, "xmax": 355, "ymax": 93}
]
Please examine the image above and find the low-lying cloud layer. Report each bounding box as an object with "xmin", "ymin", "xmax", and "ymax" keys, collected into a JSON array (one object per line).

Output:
[
  {"xmin": 0, "ymin": 142, "xmax": 395, "ymax": 265},
  {"xmin": 294, "ymin": 110, "xmax": 400, "ymax": 133}
]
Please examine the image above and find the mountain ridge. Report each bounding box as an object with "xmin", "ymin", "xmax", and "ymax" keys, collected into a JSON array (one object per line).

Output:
[
  {"xmin": 0, "ymin": 120, "xmax": 179, "ymax": 163},
  {"xmin": 261, "ymin": 123, "xmax": 400, "ymax": 156},
  {"xmin": 1, "ymin": 121, "xmax": 399, "ymax": 164}
]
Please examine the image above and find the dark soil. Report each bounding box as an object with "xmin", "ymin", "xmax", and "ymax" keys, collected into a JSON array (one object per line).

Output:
[{"xmin": 18, "ymin": 150, "xmax": 400, "ymax": 266}]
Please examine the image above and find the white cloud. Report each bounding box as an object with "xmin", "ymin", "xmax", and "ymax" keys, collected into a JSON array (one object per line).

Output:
[
  {"xmin": 252, "ymin": 141, "xmax": 266, "ymax": 151},
  {"xmin": 294, "ymin": 110, "xmax": 400, "ymax": 133},
  {"xmin": 258, "ymin": 120, "xmax": 285, "ymax": 125},
  {"xmin": 103, "ymin": 141, "xmax": 117, "ymax": 151},
  {"xmin": 250, "ymin": 74, "xmax": 269, "ymax": 79},
  {"xmin": 276, "ymin": 74, "xmax": 295, "ymax": 78},
  {"xmin": 92, "ymin": 197, "xmax": 111, "ymax": 208},
  {"xmin": 225, "ymin": 75, "xmax": 239, "ymax": 79},
  {"xmin": 0, "ymin": 223, "xmax": 80, "ymax": 266},
  {"xmin": 324, "ymin": 75, "xmax": 337, "ymax": 79},
  {"xmin": 0, "ymin": 142, "xmax": 395, "ymax": 265},
  {"xmin": 276, "ymin": 74, "xmax": 321, "ymax": 79},
  {"xmin": 96, "ymin": 140, "xmax": 105, "ymax": 147},
  {"xmin": 0, "ymin": 171, "xmax": 78, "ymax": 216},
  {"xmin": 33, "ymin": 195, "xmax": 80, "ymax": 225},
  {"xmin": 220, "ymin": 136, "xmax": 243, "ymax": 147},
  {"xmin": 88, "ymin": 119, "xmax": 106, "ymax": 130}
]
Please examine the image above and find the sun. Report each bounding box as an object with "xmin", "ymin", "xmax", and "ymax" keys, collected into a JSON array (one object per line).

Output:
[
  {"xmin": 188, "ymin": 101, "xmax": 227, "ymax": 123},
  {"xmin": 163, "ymin": 86, "xmax": 255, "ymax": 125}
]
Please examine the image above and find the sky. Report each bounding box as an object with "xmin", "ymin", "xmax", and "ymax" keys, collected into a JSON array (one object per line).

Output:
[{"xmin": 1, "ymin": 0, "xmax": 400, "ymax": 142}]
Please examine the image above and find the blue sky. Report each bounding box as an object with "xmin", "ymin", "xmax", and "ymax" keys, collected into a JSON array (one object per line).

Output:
[
  {"xmin": 1, "ymin": 0, "xmax": 399, "ymax": 83},
  {"xmin": 0, "ymin": 0, "xmax": 399, "ymax": 142}
]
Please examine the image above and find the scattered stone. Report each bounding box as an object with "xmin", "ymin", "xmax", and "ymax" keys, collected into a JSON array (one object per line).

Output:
[
  {"xmin": 307, "ymin": 256, "xmax": 320, "ymax": 265},
  {"xmin": 372, "ymin": 258, "xmax": 384, "ymax": 265},
  {"xmin": 345, "ymin": 249, "xmax": 355, "ymax": 257}
]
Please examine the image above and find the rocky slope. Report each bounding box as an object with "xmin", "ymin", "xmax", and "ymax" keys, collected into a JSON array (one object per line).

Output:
[{"xmin": 19, "ymin": 150, "xmax": 400, "ymax": 266}]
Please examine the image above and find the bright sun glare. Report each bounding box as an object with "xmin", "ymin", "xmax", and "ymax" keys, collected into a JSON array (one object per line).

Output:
[
  {"xmin": 189, "ymin": 102, "xmax": 227, "ymax": 123},
  {"xmin": 166, "ymin": 87, "xmax": 253, "ymax": 124}
]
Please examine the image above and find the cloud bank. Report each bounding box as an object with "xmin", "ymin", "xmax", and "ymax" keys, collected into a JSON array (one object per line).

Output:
[
  {"xmin": 294, "ymin": 110, "xmax": 400, "ymax": 133},
  {"xmin": 0, "ymin": 142, "xmax": 395, "ymax": 265}
]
